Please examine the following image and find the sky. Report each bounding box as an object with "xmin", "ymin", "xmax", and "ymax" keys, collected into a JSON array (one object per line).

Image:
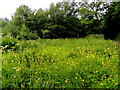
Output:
[{"xmin": 0, "ymin": 0, "xmax": 65, "ymax": 19}]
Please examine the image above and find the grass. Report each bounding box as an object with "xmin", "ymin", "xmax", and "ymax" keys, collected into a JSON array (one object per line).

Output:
[
  {"xmin": 2, "ymin": 37, "xmax": 119, "ymax": 88},
  {"xmin": 0, "ymin": 27, "xmax": 2, "ymax": 88}
]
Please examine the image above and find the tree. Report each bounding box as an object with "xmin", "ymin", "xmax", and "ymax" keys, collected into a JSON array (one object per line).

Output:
[
  {"xmin": 11, "ymin": 5, "xmax": 40, "ymax": 39},
  {"xmin": 3, "ymin": 1, "xmax": 112, "ymax": 39},
  {"xmin": 78, "ymin": 2, "xmax": 109, "ymax": 35},
  {"xmin": 32, "ymin": 8, "xmax": 49, "ymax": 38},
  {"xmin": 0, "ymin": 18, "xmax": 10, "ymax": 27},
  {"xmin": 2, "ymin": 23, "xmax": 20, "ymax": 37},
  {"xmin": 44, "ymin": 1, "xmax": 81, "ymax": 38},
  {"xmin": 12, "ymin": 5, "xmax": 34, "ymax": 27},
  {"xmin": 104, "ymin": 2, "xmax": 120, "ymax": 40}
]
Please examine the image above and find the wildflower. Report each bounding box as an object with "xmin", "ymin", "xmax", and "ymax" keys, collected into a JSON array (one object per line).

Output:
[
  {"xmin": 96, "ymin": 71, "xmax": 98, "ymax": 73},
  {"xmin": 112, "ymin": 80, "xmax": 115, "ymax": 82},
  {"xmin": 81, "ymin": 79, "xmax": 84, "ymax": 82},
  {"xmin": 76, "ymin": 73, "xmax": 78, "ymax": 75},
  {"xmin": 65, "ymin": 79, "xmax": 68, "ymax": 83},
  {"xmin": 92, "ymin": 55, "xmax": 95, "ymax": 58},
  {"xmin": 35, "ymin": 72, "xmax": 38, "ymax": 74},
  {"xmin": 75, "ymin": 77, "xmax": 77, "ymax": 79},
  {"xmin": 2, "ymin": 47, "xmax": 5, "ymax": 50},
  {"xmin": 16, "ymin": 69, "xmax": 20, "ymax": 71},
  {"xmin": 102, "ymin": 61, "xmax": 105, "ymax": 65},
  {"xmin": 13, "ymin": 67, "xmax": 17, "ymax": 69}
]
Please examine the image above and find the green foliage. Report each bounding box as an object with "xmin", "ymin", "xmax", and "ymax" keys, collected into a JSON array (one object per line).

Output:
[
  {"xmin": 2, "ymin": 1, "xmax": 117, "ymax": 40},
  {"xmin": 0, "ymin": 27, "xmax": 2, "ymax": 33},
  {"xmin": 2, "ymin": 38, "xmax": 119, "ymax": 88},
  {"xmin": 25, "ymin": 32, "xmax": 39, "ymax": 40},
  {"xmin": 1, "ymin": 36, "xmax": 20, "ymax": 51},
  {"xmin": 116, "ymin": 33, "xmax": 120, "ymax": 41},
  {"xmin": 2, "ymin": 22, "xmax": 38, "ymax": 40},
  {"xmin": 12, "ymin": 5, "xmax": 33, "ymax": 27},
  {"xmin": 2, "ymin": 23, "xmax": 20, "ymax": 37},
  {"xmin": 1, "ymin": 1, "xmax": 119, "ymax": 88},
  {"xmin": 0, "ymin": 18, "xmax": 10, "ymax": 27},
  {"xmin": 79, "ymin": 2, "xmax": 108, "ymax": 36},
  {"xmin": 86, "ymin": 34, "xmax": 104, "ymax": 39},
  {"xmin": 0, "ymin": 18, "xmax": 2, "ymax": 27},
  {"xmin": 45, "ymin": 2, "xmax": 108, "ymax": 38},
  {"xmin": 45, "ymin": 2, "xmax": 82, "ymax": 38},
  {"xmin": 18, "ymin": 25, "xmax": 39, "ymax": 40},
  {"xmin": 104, "ymin": 2, "xmax": 120, "ymax": 40},
  {"xmin": 33, "ymin": 8, "xmax": 49, "ymax": 38},
  {"xmin": 2, "ymin": 2, "xmax": 110, "ymax": 39}
]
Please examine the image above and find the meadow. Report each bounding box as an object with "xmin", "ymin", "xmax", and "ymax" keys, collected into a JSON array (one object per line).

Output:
[{"xmin": 2, "ymin": 36, "xmax": 119, "ymax": 88}]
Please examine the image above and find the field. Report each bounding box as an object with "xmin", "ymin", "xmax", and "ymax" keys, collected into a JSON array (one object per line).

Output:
[{"xmin": 2, "ymin": 37, "xmax": 119, "ymax": 88}]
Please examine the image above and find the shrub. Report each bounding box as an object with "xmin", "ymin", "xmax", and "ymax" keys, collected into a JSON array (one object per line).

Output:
[
  {"xmin": 18, "ymin": 25, "xmax": 39, "ymax": 40},
  {"xmin": 86, "ymin": 34, "xmax": 104, "ymax": 39},
  {"xmin": 19, "ymin": 32, "xmax": 39, "ymax": 40},
  {"xmin": 1, "ymin": 36, "xmax": 20, "ymax": 51},
  {"xmin": 116, "ymin": 33, "xmax": 120, "ymax": 41},
  {"xmin": 2, "ymin": 23, "xmax": 20, "ymax": 37}
]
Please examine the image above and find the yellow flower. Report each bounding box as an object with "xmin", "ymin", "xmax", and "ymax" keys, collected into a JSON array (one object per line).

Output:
[
  {"xmin": 65, "ymin": 79, "xmax": 68, "ymax": 83},
  {"xmin": 35, "ymin": 72, "xmax": 38, "ymax": 74},
  {"xmin": 102, "ymin": 61, "xmax": 105, "ymax": 65},
  {"xmin": 112, "ymin": 80, "xmax": 115, "ymax": 82},
  {"xmin": 2, "ymin": 47, "xmax": 5, "ymax": 50},
  {"xmin": 81, "ymin": 79, "xmax": 84, "ymax": 82},
  {"xmin": 98, "ymin": 66, "xmax": 100, "ymax": 67},
  {"xmin": 76, "ymin": 73, "xmax": 78, "ymax": 75},
  {"xmin": 96, "ymin": 71, "xmax": 98, "ymax": 73},
  {"xmin": 75, "ymin": 77, "xmax": 77, "ymax": 79}
]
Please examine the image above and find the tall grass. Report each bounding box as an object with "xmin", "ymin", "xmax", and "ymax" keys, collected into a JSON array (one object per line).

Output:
[
  {"xmin": 0, "ymin": 27, "xmax": 2, "ymax": 88},
  {"xmin": 2, "ymin": 37, "xmax": 119, "ymax": 88}
]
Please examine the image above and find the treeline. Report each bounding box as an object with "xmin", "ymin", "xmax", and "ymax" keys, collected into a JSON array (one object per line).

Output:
[{"xmin": 1, "ymin": 1, "xmax": 120, "ymax": 40}]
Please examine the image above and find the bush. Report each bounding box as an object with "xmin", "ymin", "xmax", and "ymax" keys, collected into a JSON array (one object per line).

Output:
[
  {"xmin": 2, "ymin": 23, "xmax": 20, "ymax": 37},
  {"xmin": 1, "ymin": 36, "xmax": 20, "ymax": 51},
  {"xmin": 27, "ymin": 32, "xmax": 39, "ymax": 40},
  {"xmin": 18, "ymin": 32, "xmax": 39, "ymax": 40},
  {"xmin": 86, "ymin": 34, "xmax": 104, "ymax": 39},
  {"xmin": 18, "ymin": 25, "xmax": 39, "ymax": 40},
  {"xmin": 116, "ymin": 33, "xmax": 120, "ymax": 41}
]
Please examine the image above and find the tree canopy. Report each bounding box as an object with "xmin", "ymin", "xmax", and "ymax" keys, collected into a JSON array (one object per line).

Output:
[
  {"xmin": 104, "ymin": 2, "xmax": 120, "ymax": 40},
  {"xmin": 2, "ymin": 1, "xmax": 120, "ymax": 40}
]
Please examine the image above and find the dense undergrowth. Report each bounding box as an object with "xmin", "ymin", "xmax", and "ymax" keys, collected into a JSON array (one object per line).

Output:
[{"xmin": 2, "ymin": 36, "xmax": 119, "ymax": 88}]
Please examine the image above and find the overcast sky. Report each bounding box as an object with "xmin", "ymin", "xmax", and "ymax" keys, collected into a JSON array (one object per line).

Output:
[{"xmin": 0, "ymin": 0, "xmax": 66, "ymax": 19}]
